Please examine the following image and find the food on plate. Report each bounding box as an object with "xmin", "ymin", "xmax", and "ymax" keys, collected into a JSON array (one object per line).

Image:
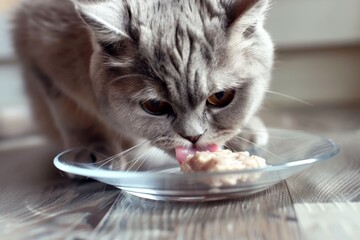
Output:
[
  {"xmin": 180, "ymin": 149, "xmax": 267, "ymax": 186},
  {"xmin": 180, "ymin": 149, "xmax": 266, "ymax": 172}
]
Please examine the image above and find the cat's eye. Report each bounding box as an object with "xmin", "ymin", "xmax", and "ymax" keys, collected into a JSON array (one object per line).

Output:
[
  {"xmin": 206, "ymin": 89, "xmax": 235, "ymax": 108},
  {"xmin": 141, "ymin": 99, "xmax": 172, "ymax": 116}
]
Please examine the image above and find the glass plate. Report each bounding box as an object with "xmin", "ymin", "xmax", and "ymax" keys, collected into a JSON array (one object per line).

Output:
[{"xmin": 54, "ymin": 129, "xmax": 340, "ymax": 202}]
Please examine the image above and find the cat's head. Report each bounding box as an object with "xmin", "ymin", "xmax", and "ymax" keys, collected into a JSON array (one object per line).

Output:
[{"xmin": 73, "ymin": 0, "xmax": 273, "ymax": 153}]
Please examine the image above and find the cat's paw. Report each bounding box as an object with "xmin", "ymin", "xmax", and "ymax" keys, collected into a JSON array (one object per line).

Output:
[{"xmin": 227, "ymin": 117, "xmax": 269, "ymax": 151}]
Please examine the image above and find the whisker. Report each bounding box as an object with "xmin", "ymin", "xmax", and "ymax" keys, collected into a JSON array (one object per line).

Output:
[
  {"xmin": 270, "ymin": 140, "xmax": 279, "ymax": 153},
  {"xmin": 239, "ymin": 128, "xmax": 268, "ymax": 134},
  {"xmin": 145, "ymin": 149, "xmax": 161, "ymax": 172},
  {"xmin": 241, "ymin": 129, "xmax": 280, "ymax": 153},
  {"xmin": 108, "ymin": 74, "xmax": 147, "ymax": 85},
  {"xmin": 79, "ymin": 146, "xmax": 110, "ymax": 161},
  {"xmin": 126, "ymin": 151, "xmax": 147, "ymax": 172},
  {"xmin": 104, "ymin": 56, "xmax": 133, "ymax": 68},
  {"xmin": 110, "ymin": 152, "xmax": 146, "ymax": 171},
  {"xmin": 240, "ymin": 128, "xmax": 302, "ymax": 140},
  {"xmin": 241, "ymin": 129, "xmax": 306, "ymax": 139},
  {"xmin": 266, "ymin": 90, "xmax": 313, "ymax": 106},
  {"xmin": 208, "ymin": 135, "xmax": 224, "ymax": 149},
  {"xmin": 224, "ymin": 142, "xmax": 235, "ymax": 152},
  {"xmin": 133, "ymin": 153, "xmax": 150, "ymax": 172},
  {"xmin": 96, "ymin": 140, "xmax": 150, "ymax": 169},
  {"xmin": 123, "ymin": 134, "xmax": 163, "ymax": 171},
  {"xmin": 234, "ymin": 135, "xmax": 285, "ymax": 161}
]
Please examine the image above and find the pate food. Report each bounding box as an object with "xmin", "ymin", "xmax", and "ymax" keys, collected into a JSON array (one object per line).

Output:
[{"xmin": 180, "ymin": 149, "xmax": 267, "ymax": 186}]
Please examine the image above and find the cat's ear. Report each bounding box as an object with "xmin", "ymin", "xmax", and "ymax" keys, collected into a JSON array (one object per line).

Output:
[
  {"xmin": 223, "ymin": 0, "xmax": 269, "ymax": 31},
  {"xmin": 71, "ymin": 0, "xmax": 133, "ymax": 43}
]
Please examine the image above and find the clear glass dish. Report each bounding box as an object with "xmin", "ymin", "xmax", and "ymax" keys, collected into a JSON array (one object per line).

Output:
[{"xmin": 54, "ymin": 129, "xmax": 340, "ymax": 202}]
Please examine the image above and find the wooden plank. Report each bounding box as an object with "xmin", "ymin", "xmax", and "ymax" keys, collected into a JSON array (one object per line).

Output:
[
  {"xmin": 89, "ymin": 182, "xmax": 300, "ymax": 240},
  {"xmin": 284, "ymin": 132, "xmax": 360, "ymax": 239},
  {"xmin": 0, "ymin": 181, "xmax": 118, "ymax": 240},
  {"xmin": 287, "ymin": 133, "xmax": 360, "ymax": 203}
]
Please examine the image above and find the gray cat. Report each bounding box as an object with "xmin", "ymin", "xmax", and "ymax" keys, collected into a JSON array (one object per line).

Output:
[{"xmin": 12, "ymin": 0, "xmax": 273, "ymax": 169}]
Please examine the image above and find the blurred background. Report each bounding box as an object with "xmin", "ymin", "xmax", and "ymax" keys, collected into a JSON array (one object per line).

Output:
[{"xmin": 0, "ymin": 0, "xmax": 360, "ymax": 141}]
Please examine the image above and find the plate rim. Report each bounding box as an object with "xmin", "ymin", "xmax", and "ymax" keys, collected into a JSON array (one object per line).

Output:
[{"xmin": 53, "ymin": 129, "xmax": 340, "ymax": 180}]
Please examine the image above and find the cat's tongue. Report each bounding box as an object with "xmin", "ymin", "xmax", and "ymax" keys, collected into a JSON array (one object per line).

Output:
[{"xmin": 175, "ymin": 144, "xmax": 220, "ymax": 165}]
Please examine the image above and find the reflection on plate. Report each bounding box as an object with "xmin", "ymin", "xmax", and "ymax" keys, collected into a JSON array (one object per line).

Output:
[{"xmin": 54, "ymin": 129, "xmax": 340, "ymax": 202}]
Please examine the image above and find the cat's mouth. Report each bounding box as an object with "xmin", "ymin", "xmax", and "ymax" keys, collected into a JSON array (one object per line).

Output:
[{"xmin": 175, "ymin": 144, "xmax": 221, "ymax": 165}]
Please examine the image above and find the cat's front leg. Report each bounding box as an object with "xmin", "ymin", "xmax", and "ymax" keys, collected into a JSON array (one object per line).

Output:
[{"xmin": 227, "ymin": 116, "xmax": 269, "ymax": 152}]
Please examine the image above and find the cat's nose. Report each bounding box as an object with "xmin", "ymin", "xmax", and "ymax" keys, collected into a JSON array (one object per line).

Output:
[{"xmin": 182, "ymin": 134, "xmax": 202, "ymax": 144}]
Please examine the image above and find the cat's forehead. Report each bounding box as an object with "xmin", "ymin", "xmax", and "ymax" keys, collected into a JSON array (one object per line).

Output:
[
  {"xmin": 136, "ymin": 0, "xmax": 226, "ymax": 60},
  {"xmin": 134, "ymin": 0, "xmax": 226, "ymax": 32},
  {"xmin": 133, "ymin": 1, "xmax": 229, "ymax": 104}
]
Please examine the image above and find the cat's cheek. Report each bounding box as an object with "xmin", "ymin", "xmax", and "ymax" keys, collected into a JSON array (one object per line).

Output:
[
  {"xmin": 103, "ymin": 79, "xmax": 172, "ymax": 138},
  {"xmin": 127, "ymin": 113, "xmax": 173, "ymax": 140},
  {"xmin": 203, "ymin": 128, "xmax": 238, "ymax": 147},
  {"xmin": 208, "ymin": 108, "xmax": 244, "ymax": 132}
]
